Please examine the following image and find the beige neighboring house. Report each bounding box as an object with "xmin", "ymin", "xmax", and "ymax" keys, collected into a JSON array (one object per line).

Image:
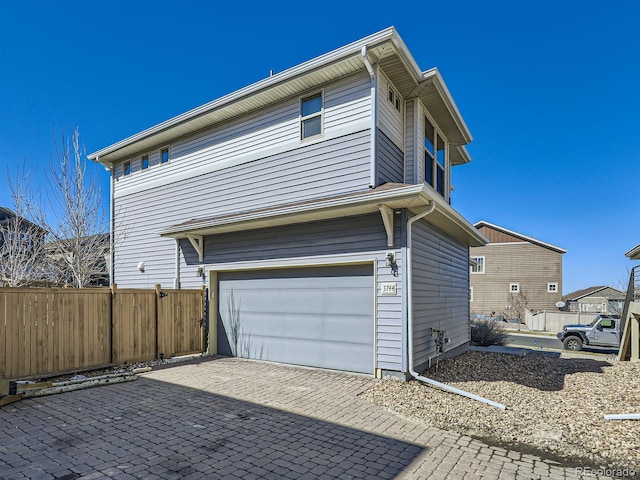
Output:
[
  {"xmin": 470, "ymin": 221, "xmax": 566, "ymax": 319},
  {"xmin": 562, "ymin": 286, "xmax": 625, "ymax": 314}
]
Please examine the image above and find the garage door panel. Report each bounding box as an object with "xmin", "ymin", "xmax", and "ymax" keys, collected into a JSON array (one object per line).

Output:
[{"xmin": 217, "ymin": 264, "xmax": 374, "ymax": 373}]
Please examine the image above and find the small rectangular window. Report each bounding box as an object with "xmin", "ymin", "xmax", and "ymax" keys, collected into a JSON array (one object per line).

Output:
[
  {"xmin": 160, "ymin": 147, "xmax": 169, "ymax": 164},
  {"xmin": 141, "ymin": 154, "xmax": 149, "ymax": 170},
  {"xmin": 123, "ymin": 161, "xmax": 131, "ymax": 176},
  {"xmin": 470, "ymin": 256, "xmax": 484, "ymax": 274},
  {"xmin": 548, "ymin": 282, "xmax": 558, "ymax": 293},
  {"xmin": 388, "ymin": 87, "xmax": 395, "ymax": 104},
  {"xmin": 300, "ymin": 92, "xmax": 323, "ymax": 140},
  {"xmin": 510, "ymin": 283, "xmax": 520, "ymax": 293},
  {"xmin": 469, "ymin": 287, "xmax": 474, "ymax": 302}
]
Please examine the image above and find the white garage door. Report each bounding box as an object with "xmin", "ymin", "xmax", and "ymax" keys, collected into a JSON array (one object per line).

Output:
[{"xmin": 216, "ymin": 264, "xmax": 374, "ymax": 374}]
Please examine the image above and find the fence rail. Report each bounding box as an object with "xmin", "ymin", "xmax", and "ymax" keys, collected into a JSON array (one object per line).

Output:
[{"xmin": 0, "ymin": 285, "xmax": 205, "ymax": 379}]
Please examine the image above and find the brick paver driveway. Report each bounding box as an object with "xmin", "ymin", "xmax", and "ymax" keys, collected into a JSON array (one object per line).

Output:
[{"xmin": 0, "ymin": 357, "xmax": 609, "ymax": 479}]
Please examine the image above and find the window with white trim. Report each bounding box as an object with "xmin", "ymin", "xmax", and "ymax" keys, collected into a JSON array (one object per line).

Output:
[
  {"xmin": 469, "ymin": 287, "xmax": 474, "ymax": 302},
  {"xmin": 388, "ymin": 85, "xmax": 401, "ymax": 112},
  {"xmin": 141, "ymin": 154, "xmax": 149, "ymax": 170},
  {"xmin": 510, "ymin": 283, "xmax": 520, "ymax": 293},
  {"xmin": 548, "ymin": 282, "xmax": 558, "ymax": 293},
  {"xmin": 470, "ymin": 256, "xmax": 485, "ymax": 274},
  {"xmin": 123, "ymin": 161, "xmax": 131, "ymax": 176},
  {"xmin": 300, "ymin": 92, "xmax": 323, "ymax": 140},
  {"xmin": 160, "ymin": 147, "xmax": 170, "ymax": 164},
  {"xmin": 425, "ymin": 116, "xmax": 448, "ymax": 198}
]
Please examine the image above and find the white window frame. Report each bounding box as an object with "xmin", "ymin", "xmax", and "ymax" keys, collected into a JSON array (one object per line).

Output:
[
  {"xmin": 547, "ymin": 282, "xmax": 559, "ymax": 293},
  {"xmin": 160, "ymin": 146, "xmax": 170, "ymax": 164},
  {"xmin": 509, "ymin": 283, "xmax": 520, "ymax": 293},
  {"xmin": 424, "ymin": 111, "xmax": 449, "ymax": 200},
  {"xmin": 300, "ymin": 90, "xmax": 324, "ymax": 141},
  {"xmin": 470, "ymin": 256, "xmax": 485, "ymax": 274},
  {"xmin": 469, "ymin": 286, "xmax": 474, "ymax": 302},
  {"xmin": 388, "ymin": 85, "xmax": 402, "ymax": 113},
  {"xmin": 141, "ymin": 153, "xmax": 149, "ymax": 170},
  {"xmin": 123, "ymin": 160, "xmax": 131, "ymax": 176}
]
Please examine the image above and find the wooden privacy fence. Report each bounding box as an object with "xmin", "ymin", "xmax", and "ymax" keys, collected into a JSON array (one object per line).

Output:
[{"xmin": 0, "ymin": 285, "xmax": 205, "ymax": 379}]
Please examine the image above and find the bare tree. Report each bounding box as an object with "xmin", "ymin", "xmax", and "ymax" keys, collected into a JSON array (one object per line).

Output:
[
  {"xmin": 0, "ymin": 166, "xmax": 47, "ymax": 287},
  {"xmin": 507, "ymin": 290, "xmax": 529, "ymax": 322},
  {"xmin": 46, "ymin": 128, "xmax": 109, "ymax": 288}
]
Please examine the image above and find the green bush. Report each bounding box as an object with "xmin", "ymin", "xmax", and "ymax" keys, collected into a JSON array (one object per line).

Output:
[{"xmin": 470, "ymin": 319, "xmax": 508, "ymax": 346}]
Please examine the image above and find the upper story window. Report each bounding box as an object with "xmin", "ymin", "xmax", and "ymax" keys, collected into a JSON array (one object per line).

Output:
[
  {"xmin": 424, "ymin": 116, "xmax": 447, "ymax": 198},
  {"xmin": 388, "ymin": 86, "xmax": 401, "ymax": 112},
  {"xmin": 123, "ymin": 161, "xmax": 131, "ymax": 176},
  {"xmin": 160, "ymin": 147, "xmax": 170, "ymax": 164},
  {"xmin": 470, "ymin": 256, "xmax": 485, "ymax": 274},
  {"xmin": 300, "ymin": 92, "xmax": 323, "ymax": 140},
  {"xmin": 141, "ymin": 154, "xmax": 149, "ymax": 170}
]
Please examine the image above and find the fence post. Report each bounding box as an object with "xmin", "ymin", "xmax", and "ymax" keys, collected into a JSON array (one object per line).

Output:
[
  {"xmin": 110, "ymin": 284, "xmax": 117, "ymax": 365},
  {"xmin": 155, "ymin": 284, "xmax": 161, "ymax": 359}
]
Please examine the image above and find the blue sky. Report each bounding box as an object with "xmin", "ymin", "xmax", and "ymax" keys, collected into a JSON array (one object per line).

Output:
[{"xmin": 0, "ymin": 1, "xmax": 638, "ymax": 294}]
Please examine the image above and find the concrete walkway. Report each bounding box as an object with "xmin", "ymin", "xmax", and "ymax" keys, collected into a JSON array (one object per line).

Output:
[{"xmin": 0, "ymin": 357, "xmax": 619, "ymax": 479}]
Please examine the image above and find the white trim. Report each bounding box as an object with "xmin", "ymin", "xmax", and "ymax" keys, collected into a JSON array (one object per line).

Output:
[
  {"xmin": 378, "ymin": 204, "xmax": 394, "ymax": 247},
  {"xmin": 547, "ymin": 282, "xmax": 559, "ymax": 293},
  {"xmin": 299, "ymin": 89, "xmax": 324, "ymax": 141},
  {"xmin": 160, "ymin": 145, "xmax": 171, "ymax": 164},
  {"xmin": 114, "ymin": 122, "xmax": 370, "ymax": 199},
  {"xmin": 470, "ymin": 255, "xmax": 485, "ymax": 274},
  {"xmin": 509, "ymin": 282, "xmax": 520, "ymax": 293},
  {"xmin": 186, "ymin": 234, "xmax": 204, "ymax": 262},
  {"xmin": 469, "ymin": 286, "xmax": 474, "ymax": 302},
  {"xmin": 140, "ymin": 153, "xmax": 150, "ymax": 170}
]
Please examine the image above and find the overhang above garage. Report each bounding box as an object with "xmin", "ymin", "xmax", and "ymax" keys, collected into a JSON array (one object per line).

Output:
[{"xmin": 158, "ymin": 183, "xmax": 488, "ymax": 249}]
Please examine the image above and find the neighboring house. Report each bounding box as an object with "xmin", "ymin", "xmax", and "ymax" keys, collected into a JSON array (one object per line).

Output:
[
  {"xmin": 562, "ymin": 286, "xmax": 625, "ymax": 314},
  {"xmin": 0, "ymin": 206, "xmax": 47, "ymax": 286},
  {"xmin": 88, "ymin": 28, "xmax": 486, "ymax": 378},
  {"xmin": 470, "ymin": 221, "xmax": 566, "ymax": 318},
  {"xmin": 620, "ymin": 244, "xmax": 640, "ymax": 361}
]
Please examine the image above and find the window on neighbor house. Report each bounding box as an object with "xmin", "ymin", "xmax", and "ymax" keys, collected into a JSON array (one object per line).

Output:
[
  {"xmin": 160, "ymin": 147, "xmax": 170, "ymax": 164},
  {"xmin": 548, "ymin": 282, "xmax": 558, "ymax": 293},
  {"xmin": 510, "ymin": 283, "xmax": 520, "ymax": 293},
  {"xmin": 469, "ymin": 287, "xmax": 474, "ymax": 302},
  {"xmin": 141, "ymin": 154, "xmax": 149, "ymax": 170},
  {"xmin": 425, "ymin": 117, "xmax": 448, "ymax": 197},
  {"xmin": 470, "ymin": 256, "xmax": 484, "ymax": 274},
  {"xmin": 123, "ymin": 161, "xmax": 131, "ymax": 176},
  {"xmin": 300, "ymin": 92, "xmax": 323, "ymax": 139}
]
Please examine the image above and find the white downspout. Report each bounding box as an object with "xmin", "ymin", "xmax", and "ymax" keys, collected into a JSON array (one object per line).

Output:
[
  {"xmin": 406, "ymin": 201, "xmax": 506, "ymax": 410},
  {"xmin": 106, "ymin": 158, "xmax": 115, "ymax": 286},
  {"xmin": 361, "ymin": 46, "xmax": 377, "ymax": 188}
]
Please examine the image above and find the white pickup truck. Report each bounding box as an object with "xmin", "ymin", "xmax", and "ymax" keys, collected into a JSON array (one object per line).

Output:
[{"xmin": 556, "ymin": 314, "xmax": 621, "ymax": 351}]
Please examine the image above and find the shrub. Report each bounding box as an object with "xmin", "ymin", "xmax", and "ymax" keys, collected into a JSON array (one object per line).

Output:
[{"xmin": 470, "ymin": 319, "xmax": 508, "ymax": 346}]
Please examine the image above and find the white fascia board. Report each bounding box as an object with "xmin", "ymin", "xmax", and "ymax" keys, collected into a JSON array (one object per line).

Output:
[
  {"xmin": 474, "ymin": 220, "xmax": 567, "ymax": 253},
  {"xmin": 625, "ymin": 243, "xmax": 640, "ymax": 259},
  {"xmin": 88, "ymin": 28, "xmax": 398, "ymax": 163},
  {"xmin": 422, "ymin": 68, "xmax": 472, "ymax": 144}
]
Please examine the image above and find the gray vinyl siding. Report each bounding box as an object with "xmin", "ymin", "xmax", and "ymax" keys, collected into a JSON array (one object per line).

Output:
[
  {"xmin": 377, "ymin": 71, "xmax": 404, "ymax": 151},
  {"xmin": 404, "ymin": 99, "xmax": 417, "ymax": 184},
  {"xmin": 376, "ymin": 129, "xmax": 404, "ymax": 185},
  {"xmin": 179, "ymin": 214, "xmax": 404, "ymax": 372},
  {"xmin": 112, "ymin": 72, "xmax": 372, "ymax": 191},
  {"xmin": 411, "ymin": 219, "xmax": 470, "ymax": 371},
  {"xmin": 112, "ymin": 130, "xmax": 371, "ymax": 287},
  {"xmin": 416, "ymin": 106, "xmax": 426, "ymax": 183}
]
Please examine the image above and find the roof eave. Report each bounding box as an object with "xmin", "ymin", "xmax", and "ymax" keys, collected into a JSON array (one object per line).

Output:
[
  {"xmin": 474, "ymin": 220, "xmax": 566, "ymax": 254},
  {"xmin": 625, "ymin": 243, "xmax": 640, "ymax": 260}
]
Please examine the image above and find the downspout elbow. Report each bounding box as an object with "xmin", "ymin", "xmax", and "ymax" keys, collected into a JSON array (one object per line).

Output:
[
  {"xmin": 406, "ymin": 200, "xmax": 506, "ymax": 411},
  {"xmin": 361, "ymin": 46, "xmax": 375, "ymax": 79}
]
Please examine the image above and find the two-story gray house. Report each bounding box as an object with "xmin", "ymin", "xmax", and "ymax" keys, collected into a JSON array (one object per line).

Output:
[{"xmin": 89, "ymin": 28, "xmax": 486, "ymax": 379}]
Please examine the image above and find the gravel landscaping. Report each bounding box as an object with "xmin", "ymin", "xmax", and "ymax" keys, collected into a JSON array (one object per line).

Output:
[{"xmin": 361, "ymin": 351, "xmax": 640, "ymax": 473}]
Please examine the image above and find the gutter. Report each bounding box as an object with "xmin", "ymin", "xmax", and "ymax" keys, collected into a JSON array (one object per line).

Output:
[
  {"xmin": 106, "ymin": 158, "xmax": 115, "ymax": 286},
  {"xmin": 361, "ymin": 46, "xmax": 377, "ymax": 188},
  {"xmin": 406, "ymin": 203, "xmax": 506, "ymax": 410}
]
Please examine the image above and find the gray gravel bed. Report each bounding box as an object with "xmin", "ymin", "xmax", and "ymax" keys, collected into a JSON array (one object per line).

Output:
[{"xmin": 360, "ymin": 351, "xmax": 640, "ymax": 472}]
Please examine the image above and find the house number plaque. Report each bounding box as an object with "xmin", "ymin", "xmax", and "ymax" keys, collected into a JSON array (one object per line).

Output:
[{"xmin": 380, "ymin": 282, "xmax": 397, "ymax": 296}]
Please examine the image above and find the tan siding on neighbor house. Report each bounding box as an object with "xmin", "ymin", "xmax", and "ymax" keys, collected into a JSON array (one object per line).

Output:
[{"xmin": 469, "ymin": 242, "xmax": 562, "ymax": 315}]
